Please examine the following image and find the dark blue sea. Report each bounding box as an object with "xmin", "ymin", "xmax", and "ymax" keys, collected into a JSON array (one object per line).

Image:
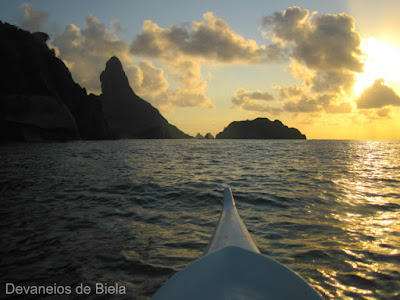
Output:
[{"xmin": 1, "ymin": 140, "xmax": 400, "ymax": 299}]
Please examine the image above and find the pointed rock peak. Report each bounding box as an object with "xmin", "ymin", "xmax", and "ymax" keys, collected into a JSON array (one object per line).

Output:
[
  {"xmin": 100, "ymin": 56, "xmax": 133, "ymax": 97},
  {"xmin": 99, "ymin": 55, "xmax": 191, "ymax": 139},
  {"xmin": 205, "ymin": 133, "xmax": 214, "ymax": 139},
  {"xmin": 195, "ymin": 133, "xmax": 204, "ymax": 139},
  {"xmin": 105, "ymin": 56, "xmax": 123, "ymax": 70},
  {"xmin": 102, "ymin": 56, "xmax": 126, "ymax": 79}
]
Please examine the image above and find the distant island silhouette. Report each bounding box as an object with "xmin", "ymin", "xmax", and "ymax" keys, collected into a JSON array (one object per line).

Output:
[
  {"xmin": 0, "ymin": 22, "xmax": 306, "ymax": 142},
  {"xmin": 195, "ymin": 133, "xmax": 214, "ymax": 139},
  {"xmin": 216, "ymin": 118, "xmax": 306, "ymax": 139}
]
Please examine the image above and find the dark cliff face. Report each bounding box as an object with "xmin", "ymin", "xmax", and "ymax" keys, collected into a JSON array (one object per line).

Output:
[
  {"xmin": 0, "ymin": 22, "xmax": 191, "ymax": 142},
  {"xmin": 0, "ymin": 21, "xmax": 110, "ymax": 141},
  {"xmin": 100, "ymin": 56, "xmax": 191, "ymax": 139},
  {"xmin": 216, "ymin": 118, "xmax": 306, "ymax": 139}
]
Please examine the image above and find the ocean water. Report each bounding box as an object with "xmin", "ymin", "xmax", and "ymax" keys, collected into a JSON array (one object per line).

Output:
[{"xmin": 1, "ymin": 139, "xmax": 400, "ymax": 299}]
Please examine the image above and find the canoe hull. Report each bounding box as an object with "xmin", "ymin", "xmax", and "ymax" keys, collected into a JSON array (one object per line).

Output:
[{"xmin": 152, "ymin": 188, "xmax": 323, "ymax": 299}]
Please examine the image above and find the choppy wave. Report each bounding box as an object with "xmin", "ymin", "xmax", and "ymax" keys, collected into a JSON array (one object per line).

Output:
[{"xmin": 1, "ymin": 140, "xmax": 400, "ymax": 299}]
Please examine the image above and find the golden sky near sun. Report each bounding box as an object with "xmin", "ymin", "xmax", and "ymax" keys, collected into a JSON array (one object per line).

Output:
[{"xmin": 355, "ymin": 38, "xmax": 400, "ymax": 97}]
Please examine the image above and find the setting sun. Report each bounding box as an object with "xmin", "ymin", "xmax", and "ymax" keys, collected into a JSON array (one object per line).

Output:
[{"xmin": 354, "ymin": 38, "xmax": 400, "ymax": 96}]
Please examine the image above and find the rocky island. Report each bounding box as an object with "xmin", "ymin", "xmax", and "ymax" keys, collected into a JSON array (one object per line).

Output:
[
  {"xmin": 216, "ymin": 118, "xmax": 306, "ymax": 139},
  {"xmin": 195, "ymin": 133, "xmax": 204, "ymax": 139}
]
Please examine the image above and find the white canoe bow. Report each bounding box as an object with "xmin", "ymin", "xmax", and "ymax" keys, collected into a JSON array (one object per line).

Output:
[{"xmin": 152, "ymin": 187, "xmax": 322, "ymax": 300}]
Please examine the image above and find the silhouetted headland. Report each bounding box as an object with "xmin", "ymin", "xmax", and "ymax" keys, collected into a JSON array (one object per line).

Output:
[
  {"xmin": 0, "ymin": 22, "xmax": 191, "ymax": 142},
  {"xmin": 216, "ymin": 118, "xmax": 306, "ymax": 139},
  {"xmin": 0, "ymin": 21, "xmax": 112, "ymax": 142},
  {"xmin": 100, "ymin": 56, "xmax": 190, "ymax": 139}
]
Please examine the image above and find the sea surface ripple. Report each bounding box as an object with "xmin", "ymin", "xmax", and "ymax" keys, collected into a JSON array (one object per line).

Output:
[{"xmin": 1, "ymin": 140, "xmax": 400, "ymax": 299}]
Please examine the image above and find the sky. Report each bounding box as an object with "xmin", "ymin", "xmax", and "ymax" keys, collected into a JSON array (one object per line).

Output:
[{"xmin": 1, "ymin": 0, "xmax": 400, "ymax": 139}]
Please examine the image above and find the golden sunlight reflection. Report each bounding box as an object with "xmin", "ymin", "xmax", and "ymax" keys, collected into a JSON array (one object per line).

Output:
[
  {"xmin": 332, "ymin": 211, "xmax": 400, "ymax": 254},
  {"xmin": 354, "ymin": 38, "xmax": 400, "ymax": 96},
  {"xmin": 318, "ymin": 268, "xmax": 376, "ymax": 298},
  {"xmin": 321, "ymin": 141, "xmax": 400, "ymax": 297},
  {"xmin": 333, "ymin": 141, "xmax": 398, "ymax": 205},
  {"xmin": 325, "ymin": 210, "xmax": 400, "ymax": 298}
]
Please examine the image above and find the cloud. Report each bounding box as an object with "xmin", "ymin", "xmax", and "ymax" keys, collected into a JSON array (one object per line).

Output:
[
  {"xmin": 110, "ymin": 19, "xmax": 123, "ymax": 37},
  {"xmin": 52, "ymin": 15, "xmax": 130, "ymax": 93},
  {"xmin": 17, "ymin": 2, "xmax": 49, "ymax": 32},
  {"xmin": 309, "ymin": 70, "xmax": 356, "ymax": 94},
  {"xmin": 282, "ymin": 96, "xmax": 319, "ymax": 113},
  {"xmin": 262, "ymin": 6, "xmax": 311, "ymax": 44},
  {"xmin": 122, "ymin": 57, "xmax": 215, "ymax": 111},
  {"xmin": 360, "ymin": 107, "xmax": 392, "ymax": 120},
  {"xmin": 231, "ymin": 84, "xmax": 352, "ymax": 114},
  {"xmin": 231, "ymin": 88, "xmax": 281, "ymax": 113},
  {"xmin": 376, "ymin": 107, "xmax": 391, "ymax": 118},
  {"xmin": 274, "ymin": 85, "xmax": 320, "ymax": 113},
  {"xmin": 273, "ymin": 84, "xmax": 352, "ymax": 113},
  {"xmin": 148, "ymin": 59, "xmax": 215, "ymax": 111},
  {"xmin": 241, "ymin": 7, "xmax": 363, "ymax": 116},
  {"xmin": 232, "ymin": 87, "xmax": 275, "ymax": 105},
  {"xmin": 324, "ymin": 101, "xmax": 352, "ymax": 114},
  {"xmin": 171, "ymin": 60, "xmax": 207, "ymax": 91},
  {"xmin": 274, "ymin": 84, "xmax": 303, "ymax": 99},
  {"xmin": 50, "ymin": 14, "xmax": 216, "ymax": 111},
  {"xmin": 150, "ymin": 88, "xmax": 215, "ymax": 112},
  {"xmin": 127, "ymin": 59, "xmax": 215, "ymax": 112},
  {"xmin": 125, "ymin": 61, "xmax": 169, "ymax": 96},
  {"xmin": 263, "ymin": 7, "xmax": 363, "ymax": 72},
  {"xmin": 357, "ymin": 78, "xmax": 400, "ymax": 109},
  {"xmin": 131, "ymin": 12, "xmax": 286, "ymax": 64},
  {"xmin": 262, "ymin": 6, "xmax": 363, "ymax": 94}
]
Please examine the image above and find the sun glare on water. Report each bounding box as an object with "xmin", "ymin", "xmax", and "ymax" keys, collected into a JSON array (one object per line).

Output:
[{"xmin": 354, "ymin": 38, "xmax": 400, "ymax": 96}]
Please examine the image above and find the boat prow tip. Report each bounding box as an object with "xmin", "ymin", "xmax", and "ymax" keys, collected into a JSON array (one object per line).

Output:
[{"xmin": 223, "ymin": 187, "xmax": 235, "ymax": 209}]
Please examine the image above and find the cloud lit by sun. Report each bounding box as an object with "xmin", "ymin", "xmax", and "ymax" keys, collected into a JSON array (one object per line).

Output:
[{"xmin": 354, "ymin": 38, "xmax": 400, "ymax": 96}]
